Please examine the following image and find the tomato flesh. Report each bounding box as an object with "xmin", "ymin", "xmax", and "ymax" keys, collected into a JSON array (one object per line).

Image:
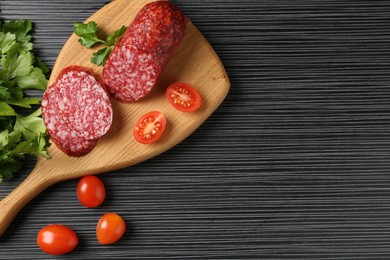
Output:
[
  {"xmin": 77, "ymin": 175, "xmax": 106, "ymax": 208},
  {"xmin": 37, "ymin": 224, "xmax": 78, "ymax": 255},
  {"xmin": 96, "ymin": 213, "xmax": 126, "ymax": 245},
  {"xmin": 166, "ymin": 82, "xmax": 202, "ymax": 112},
  {"xmin": 134, "ymin": 111, "xmax": 166, "ymax": 144}
]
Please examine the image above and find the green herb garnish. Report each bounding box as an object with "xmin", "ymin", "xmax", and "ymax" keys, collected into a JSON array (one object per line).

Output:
[
  {"xmin": 74, "ymin": 21, "xmax": 127, "ymax": 66},
  {"xmin": 0, "ymin": 19, "xmax": 51, "ymax": 182}
]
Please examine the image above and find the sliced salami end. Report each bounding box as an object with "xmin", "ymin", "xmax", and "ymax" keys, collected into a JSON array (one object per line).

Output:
[
  {"xmin": 103, "ymin": 1, "xmax": 187, "ymax": 102},
  {"xmin": 42, "ymin": 87, "xmax": 98, "ymax": 157},
  {"xmin": 55, "ymin": 66, "xmax": 113, "ymax": 140}
]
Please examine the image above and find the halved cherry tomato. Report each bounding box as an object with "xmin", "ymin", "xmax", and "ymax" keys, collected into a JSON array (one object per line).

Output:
[
  {"xmin": 133, "ymin": 111, "xmax": 166, "ymax": 144},
  {"xmin": 77, "ymin": 175, "xmax": 106, "ymax": 208},
  {"xmin": 166, "ymin": 82, "xmax": 202, "ymax": 112},
  {"xmin": 37, "ymin": 224, "xmax": 78, "ymax": 255},
  {"xmin": 96, "ymin": 213, "xmax": 126, "ymax": 245}
]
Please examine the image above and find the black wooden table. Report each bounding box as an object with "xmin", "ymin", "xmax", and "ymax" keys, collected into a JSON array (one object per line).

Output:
[{"xmin": 1, "ymin": 0, "xmax": 390, "ymax": 259}]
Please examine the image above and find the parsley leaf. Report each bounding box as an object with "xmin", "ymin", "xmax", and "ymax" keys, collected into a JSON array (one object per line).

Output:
[
  {"xmin": 0, "ymin": 130, "xmax": 10, "ymax": 148},
  {"xmin": 0, "ymin": 102, "xmax": 16, "ymax": 116},
  {"xmin": 1, "ymin": 49, "xmax": 33, "ymax": 79},
  {"xmin": 13, "ymin": 133, "xmax": 50, "ymax": 158},
  {"xmin": 14, "ymin": 108, "xmax": 46, "ymax": 139},
  {"xmin": 16, "ymin": 67, "xmax": 48, "ymax": 90},
  {"xmin": 6, "ymin": 97, "xmax": 41, "ymax": 108},
  {"xmin": 0, "ymin": 130, "xmax": 21, "ymax": 150},
  {"xmin": 74, "ymin": 21, "xmax": 127, "ymax": 66},
  {"xmin": 0, "ymin": 19, "xmax": 33, "ymax": 51},
  {"xmin": 0, "ymin": 161, "xmax": 22, "ymax": 180},
  {"xmin": 34, "ymin": 57, "xmax": 51, "ymax": 78},
  {"xmin": 0, "ymin": 86, "xmax": 11, "ymax": 100},
  {"xmin": 0, "ymin": 19, "xmax": 51, "ymax": 182},
  {"xmin": 105, "ymin": 25, "xmax": 127, "ymax": 46},
  {"xmin": 91, "ymin": 47, "xmax": 112, "ymax": 66},
  {"xmin": 8, "ymin": 86, "xmax": 23, "ymax": 100},
  {"xmin": 74, "ymin": 21, "xmax": 105, "ymax": 48},
  {"xmin": 0, "ymin": 32, "xmax": 16, "ymax": 54}
]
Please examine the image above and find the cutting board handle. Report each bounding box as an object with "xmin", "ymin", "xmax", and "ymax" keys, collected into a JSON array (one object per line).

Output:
[{"xmin": 0, "ymin": 166, "xmax": 56, "ymax": 237}]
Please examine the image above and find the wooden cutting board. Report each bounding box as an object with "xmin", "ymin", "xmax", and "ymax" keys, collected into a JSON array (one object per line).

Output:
[{"xmin": 0, "ymin": 0, "xmax": 230, "ymax": 236}]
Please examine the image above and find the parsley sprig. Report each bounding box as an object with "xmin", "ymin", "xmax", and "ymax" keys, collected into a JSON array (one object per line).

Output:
[
  {"xmin": 0, "ymin": 19, "xmax": 51, "ymax": 182},
  {"xmin": 74, "ymin": 21, "xmax": 127, "ymax": 66}
]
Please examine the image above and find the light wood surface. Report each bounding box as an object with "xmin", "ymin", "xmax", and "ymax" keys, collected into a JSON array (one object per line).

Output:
[{"xmin": 0, "ymin": 0, "xmax": 230, "ymax": 237}]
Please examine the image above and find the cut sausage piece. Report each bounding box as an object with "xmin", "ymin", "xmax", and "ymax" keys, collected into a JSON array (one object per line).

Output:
[
  {"xmin": 41, "ymin": 87, "xmax": 97, "ymax": 157},
  {"xmin": 103, "ymin": 1, "xmax": 187, "ymax": 102},
  {"xmin": 41, "ymin": 66, "xmax": 111, "ymax": 156},
  {"xmin": 55, "ymin": 66, "xmax": 113, "ymax": 140}
]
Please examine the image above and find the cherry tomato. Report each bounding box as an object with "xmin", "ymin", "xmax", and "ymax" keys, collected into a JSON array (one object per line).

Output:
[
  {"xmin": 77, "ymin": 175, "xmax": 106, "ymax": 208},
  {"xmin": 166, "ymin": 82, "xmax": 202, "ymax": 112},
  {"xmin": 37, "ymin": 224, "xmax": 78, "ymax": 255},
  {"xmin": 96, "ymin": 213, "xmax": 126, "ymax": 245},
  {"xmin": 133, "ymin": 111, "xmax": 166, "ymax": 144}
]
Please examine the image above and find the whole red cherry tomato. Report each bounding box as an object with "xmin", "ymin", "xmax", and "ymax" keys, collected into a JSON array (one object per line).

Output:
[
  {"xmin": 77, "ymin": 175, "xmax": 106, "ymax": 208},
  {"xmin": 96, "ymin": 213, "xmax": 126, "ymax": 244},
  {"xmin": 37, "ymin": 224, "xmax": 78, "ymax": 255}
]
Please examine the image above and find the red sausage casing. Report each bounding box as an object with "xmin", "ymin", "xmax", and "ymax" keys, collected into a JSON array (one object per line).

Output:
[{"xmin": 103, "ymin": 1, "xmax": 187, "ymax": 102}]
